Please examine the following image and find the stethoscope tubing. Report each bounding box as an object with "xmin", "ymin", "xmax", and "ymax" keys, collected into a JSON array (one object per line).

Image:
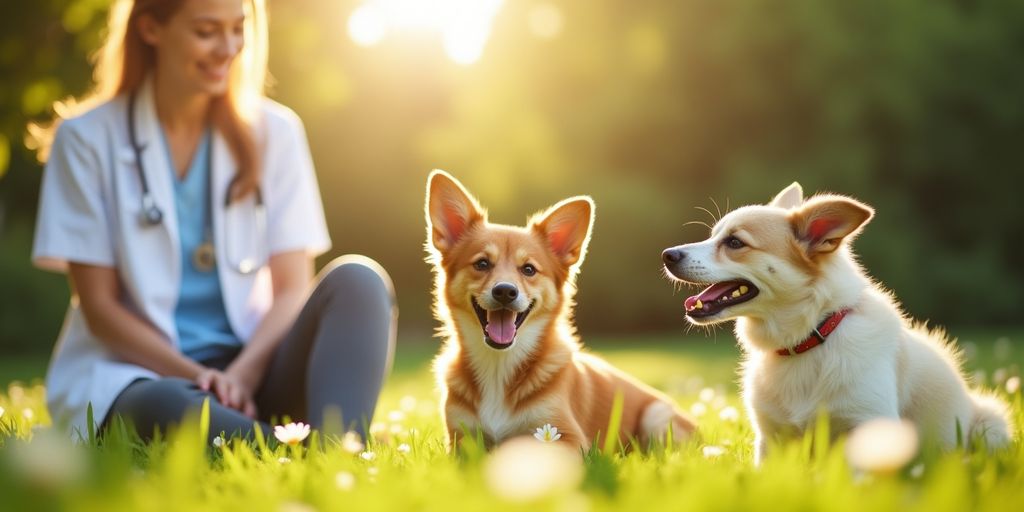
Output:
[
  {"xmin": 127, "ymin": 89, "xmax": 265, "ymax": 273},
  {"xmin": 128, "ymin": 90, "xmax": 165, "ymax": 226}
]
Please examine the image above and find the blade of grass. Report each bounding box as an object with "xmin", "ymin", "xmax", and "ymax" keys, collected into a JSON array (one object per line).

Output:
[
  {"xmin": 87, "ymin": 402, "xmax": 96, "ymax": 446},
  {"xmin": 813, "ymin": 407, "xmax": 831, "ymax": 466},
  {"xmin": 603, "ymin": 390, "xmax": 624, "ymax": 455},
  {"xmin": 198, "ymin": 398, "xmax": 210, "ymax": 449}
]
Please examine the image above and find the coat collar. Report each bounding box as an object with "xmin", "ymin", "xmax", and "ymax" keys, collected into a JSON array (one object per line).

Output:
[
  {"xmin": 125, "ymin": 75, "xmax": 180, "ymax": 261},
  {"xmin": 122, "ymin": 75, "xmax": 239, "ymax": 250}
]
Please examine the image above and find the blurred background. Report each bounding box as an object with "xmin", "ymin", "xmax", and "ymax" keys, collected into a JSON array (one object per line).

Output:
[{"xmin": 2, "ymin": 0, "xmax": 1023, "ymax": 361}]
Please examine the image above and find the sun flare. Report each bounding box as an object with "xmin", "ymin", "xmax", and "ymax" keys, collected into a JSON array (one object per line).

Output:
[{"xmin": 346, "ymin": 0, "xmax": 505, "ymax": 65}]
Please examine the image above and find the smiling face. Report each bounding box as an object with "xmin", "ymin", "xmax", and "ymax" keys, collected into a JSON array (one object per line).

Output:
[
  {"xmin": 139, "ymin": 0, "xmax": 246, "ymax": 97},
  {"xmin": 444, "ymin": 226, "xmax": 558, "ymax": 350},
  {"xmin": 426, "ymin": 171, "xmax": 593, "ymax": 352},
  {"xmin": 663, "ymin": 206, "xmax": 800, "ymax": 324},
  {"xmin": 662, "ymin": 183, "xmax": 873, "ymax": 326}
]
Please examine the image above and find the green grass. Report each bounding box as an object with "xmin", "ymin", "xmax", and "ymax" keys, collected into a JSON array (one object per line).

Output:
[
  {"xmin": 1, "ymin": 329, "xmax": 1022, "ymax": 511},
  {"xmin": 0, "ymin": 355, "xmax": 49, "ymax": 388}
]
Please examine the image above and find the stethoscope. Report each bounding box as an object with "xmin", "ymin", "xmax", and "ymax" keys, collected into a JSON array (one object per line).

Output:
[{"xmin": 128, "ymin": 89, "xmax": 266, "ymax": 274}]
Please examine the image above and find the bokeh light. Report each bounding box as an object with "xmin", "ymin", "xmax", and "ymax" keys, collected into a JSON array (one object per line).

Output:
[
  {"xmin": 484, "ymin": 436, "xmax": 583, "ymax": 502},
  {"xmin": 347, "ymin": 4, "xmax": 387, "ymax": 47},
  {"xmin": 528, "ymin": 3, "xmax": 563, "ymax": 40},
  {"xmin": 345, "ymin": 0, "xmax": 505, "ymax": 64},
  {"xmin": 846, "ymin": 418, "xmax": 919, "ymax": 473}
]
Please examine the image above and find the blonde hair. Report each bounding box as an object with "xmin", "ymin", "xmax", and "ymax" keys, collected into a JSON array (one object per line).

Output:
[{"xmin": 27, "ymin": 0, "xmax": 269, "ymax": 200}]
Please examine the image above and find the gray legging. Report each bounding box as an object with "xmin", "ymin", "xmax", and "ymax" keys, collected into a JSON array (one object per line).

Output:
[{"xmin": 103, "ymin": 255, "xmax": 397, "ymax": 442}]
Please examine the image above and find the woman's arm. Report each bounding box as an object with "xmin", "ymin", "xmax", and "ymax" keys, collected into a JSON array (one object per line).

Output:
[
  {"xmin": 71, "ymin": 262, "xmax": 265, "ymax": 415},
  {"xmin": 69, "ymin": 263, "xmax": 207, "ymax": 379},
  {"xmin": 224, "ymin": 250, "xmax": 313, "ymax": 408}
]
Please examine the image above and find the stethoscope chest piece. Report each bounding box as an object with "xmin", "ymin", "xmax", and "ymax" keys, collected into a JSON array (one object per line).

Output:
[
  {"xmin": 139, "ymin": 193, "xmax": 163, "ymax": 226},
  {"xmin": 192, "ymin": 240, "xmax": 216, "ymax": 272},
  {"xmin": 128, "ymin": 88, "xmax": 265, "ymax": 275}
]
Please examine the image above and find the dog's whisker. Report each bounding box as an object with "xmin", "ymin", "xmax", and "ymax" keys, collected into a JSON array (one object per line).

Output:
[
  {"xmin": 683, "ymin": 219, "xmax": 713, "ymax": 231},
  {"xmin": 693, "ymin": 206, "xmax": 718, "ymax": 226},
  {"xmin": 709, "ymin": 197, "xmax": 723, "ymax": 221}
]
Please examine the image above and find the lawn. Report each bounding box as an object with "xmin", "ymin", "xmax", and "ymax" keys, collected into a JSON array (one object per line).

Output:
[{"xmin": 0, "ymin": 329, "xmax": 1022, "ymax": 511}]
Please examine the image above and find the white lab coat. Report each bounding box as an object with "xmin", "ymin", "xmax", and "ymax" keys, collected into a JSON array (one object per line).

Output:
[{"xmin": 31, "ymin": 78, "xmax": 331, "ymax": 438}]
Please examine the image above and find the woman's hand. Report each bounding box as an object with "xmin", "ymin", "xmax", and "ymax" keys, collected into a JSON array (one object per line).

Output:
[
  {"xmin": 70, "ymin": 263, "xmax": 209, "ymax": 380},
  {"xmin": 195, "ymin": 251, "xmax": 312, "ymax": 422},
  {"xmin": 195, "ymin": 368, "xmax": 258, "ymax": 419}
]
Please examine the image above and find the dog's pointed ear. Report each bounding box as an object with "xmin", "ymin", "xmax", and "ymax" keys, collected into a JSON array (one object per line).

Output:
[
  {"xmin": 426, "ymin": 170, "xmax": 485, "ymax": 254},
  {"xmin": 791, "ymin": 195, "xmax": 873, "ymax": 255},
  {"xmin": 770, "ymin": 182, "xmax": 804, "ymax": 209},
  {"xmin": 531, "ymin": 196, "xmax": 594, "ymax": 267}
]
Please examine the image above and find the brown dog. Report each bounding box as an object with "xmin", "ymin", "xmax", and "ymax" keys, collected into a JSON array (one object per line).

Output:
[{"xmin": 425, "ymin": 170, "xmax": 695, "ymax": 451}]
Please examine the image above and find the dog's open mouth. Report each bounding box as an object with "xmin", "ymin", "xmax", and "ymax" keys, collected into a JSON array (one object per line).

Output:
[
  {"xmin": 684, "ymin": 280, "xmax": 759, "ymax": 318},
  {"xmin": 472, "ymin": 297, "xmax": 534, "ymax": 350}
]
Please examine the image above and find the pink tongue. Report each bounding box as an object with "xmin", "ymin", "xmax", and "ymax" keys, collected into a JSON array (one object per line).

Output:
[
  {"xmin": 485, "ymin": 309, "xmax": 517, "ymax": 345},
  {"xmin": 684, "ymin": 282, "xmax": 739, "ymax": 310}
]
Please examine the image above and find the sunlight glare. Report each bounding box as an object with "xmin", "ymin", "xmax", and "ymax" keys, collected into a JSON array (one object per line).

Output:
[
  {"xmin": 443, "ymin": 23, "xmax": 489, "ymax": 65},
  {"xmin": 528, "ymin": 3, "xmax": 563, "ymax": 40},
  {"xmin": 346, "ymin": 0, "xmax": 505, "ymax": 65},
  {"xmin": 348, "ymin": 5, "xmax": 387, "ymax": 47}
]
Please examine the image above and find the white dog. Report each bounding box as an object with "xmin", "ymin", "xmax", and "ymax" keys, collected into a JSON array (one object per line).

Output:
[{"xmin": 662, "ymin": 182, "xmax": 1013, "ymax": 465}]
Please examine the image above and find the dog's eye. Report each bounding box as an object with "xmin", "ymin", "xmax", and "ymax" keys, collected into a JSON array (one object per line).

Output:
[
  {"xmin": 724, "ymin": 236, "xmax": 746, "ymax": 249},
  {"xmin": 521, "ymin": 264, "xmax": 537, "ymax": 276},
  {"xmin": 473, "ymin": 259, "xmax": 491, "ymax": 271}
]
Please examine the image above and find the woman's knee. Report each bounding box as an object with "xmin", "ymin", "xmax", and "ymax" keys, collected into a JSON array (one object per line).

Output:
[
  {"xmin": 109, "ymin": 378, "xmax": 265, "ymax": 442},
  {"xmin": 317, "ymin": 255, "xmax": 396, "ymax": 307},
  {"xmin": 107, "ymin": 378, "xmax": 207, "ymax": 434},
  {"xmin": 119, "ymin": 378, "xmax": 204, "ymax": 412}
]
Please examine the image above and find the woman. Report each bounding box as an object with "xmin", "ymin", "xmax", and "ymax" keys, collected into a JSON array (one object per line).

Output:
[{"xmin": 29, "ymin": 0, "xmax": 396, "ymax": 442}]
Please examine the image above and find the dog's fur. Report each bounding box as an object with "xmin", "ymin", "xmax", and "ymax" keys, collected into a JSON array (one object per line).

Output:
[
  {"xmin": 662, "ymin": 182, "xmax": 1013, "ymax": 464},
  {"xmin": 426, "ymin": 170, "xmax": 695, "ymax": 451}
]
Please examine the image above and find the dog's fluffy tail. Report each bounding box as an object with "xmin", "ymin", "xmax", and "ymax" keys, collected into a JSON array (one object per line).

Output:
[{"xmin": 968, "ymin": 391, "xmax": 1014, "ymax": 449}]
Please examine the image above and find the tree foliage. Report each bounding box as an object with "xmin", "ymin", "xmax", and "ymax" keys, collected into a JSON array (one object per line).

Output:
[{"xmin": 1, "ymin": 0, "xmax": 1022, "ymax": 353}]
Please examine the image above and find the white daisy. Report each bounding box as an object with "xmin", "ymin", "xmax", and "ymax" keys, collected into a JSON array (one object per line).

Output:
[
  {"xmin": 533, "ymin": 424, "xmax": 562, "ymax": 443},
  {"xmin": 274, "ymin": 422, "xmax": 311, "ymax": 446}
]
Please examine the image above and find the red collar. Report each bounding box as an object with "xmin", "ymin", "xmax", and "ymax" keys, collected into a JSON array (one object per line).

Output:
[{"xmin": 776, "ymin": 309, "xmax": 852, "ymax": 356}]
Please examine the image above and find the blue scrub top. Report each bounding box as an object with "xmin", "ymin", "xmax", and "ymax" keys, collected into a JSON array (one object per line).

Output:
[{"xmin": 162, "ymin": 126, "xmax": 242, "ymax": 362}]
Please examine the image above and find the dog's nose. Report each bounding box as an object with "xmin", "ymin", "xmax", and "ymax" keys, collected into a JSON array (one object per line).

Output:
[
  {"xmin": 491, "ymin": 282, "xmax": 519, "ymax": 305},
  {"xmin": 662, "ymin": 248, "xmax": 686, "ymax": 264}
]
